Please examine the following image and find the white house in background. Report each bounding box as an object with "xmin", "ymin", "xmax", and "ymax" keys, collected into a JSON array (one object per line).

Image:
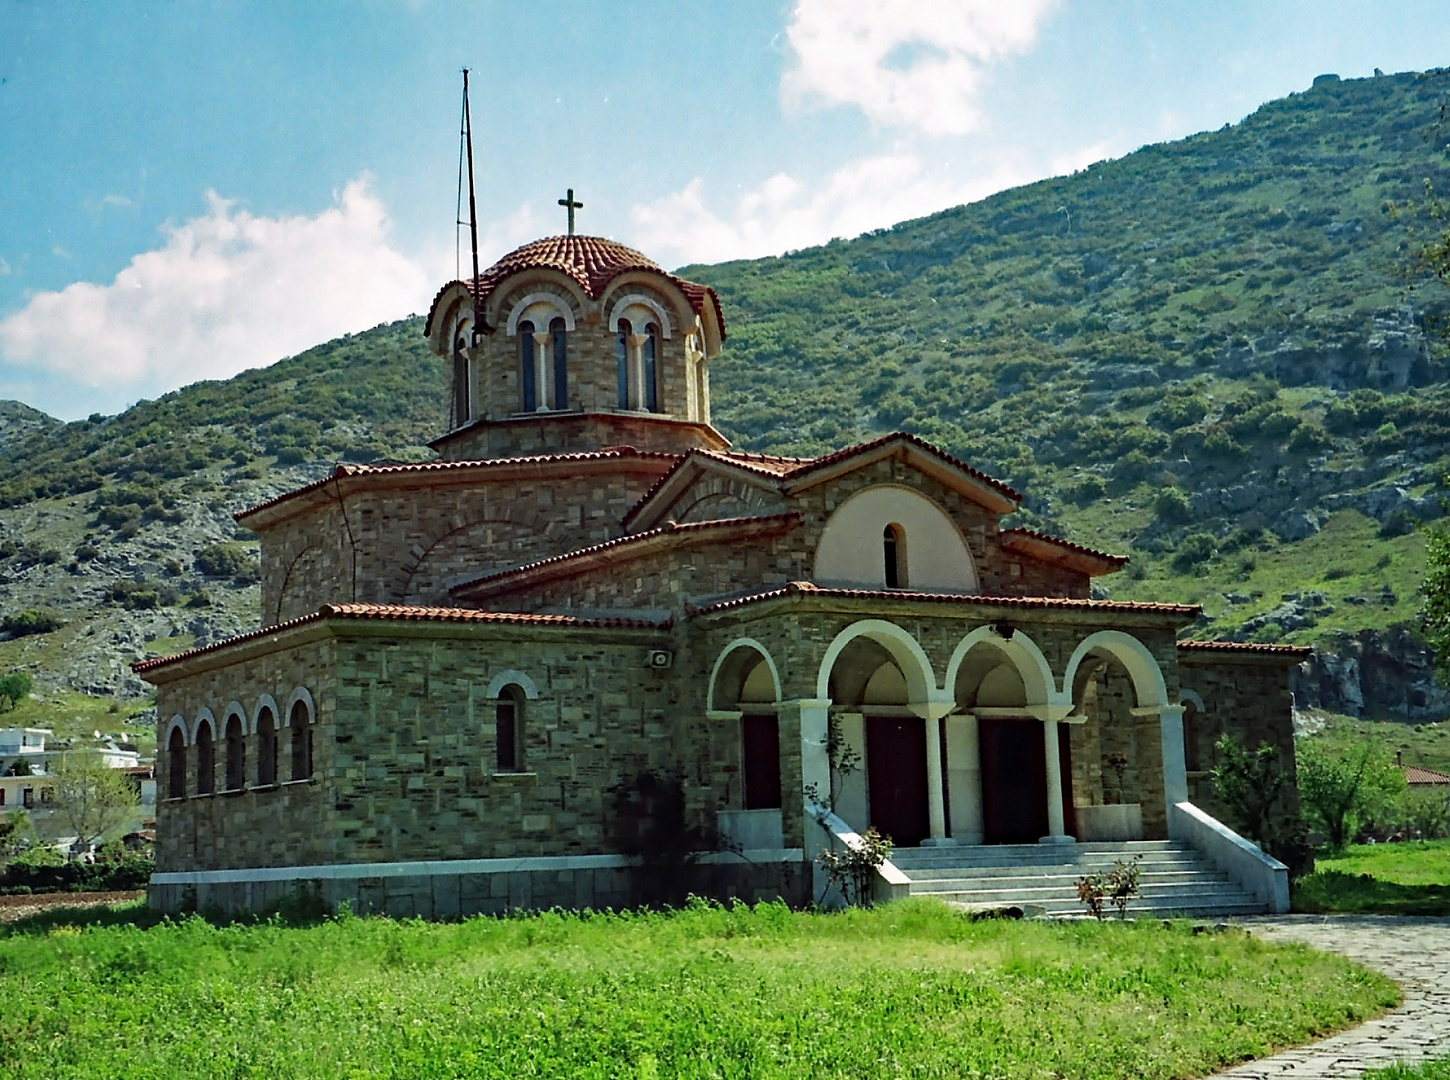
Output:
[{"xmin": 0, "ymin": 728, "xmax": 148, "ymax": 813}]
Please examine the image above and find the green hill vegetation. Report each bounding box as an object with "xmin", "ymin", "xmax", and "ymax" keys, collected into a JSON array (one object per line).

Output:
[{"xmin": 2, "ymin": 69, "xmax": 1450, "ymax": 710}]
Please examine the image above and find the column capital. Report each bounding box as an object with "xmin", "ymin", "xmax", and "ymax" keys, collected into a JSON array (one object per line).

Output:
[
  {"xmin": 910, "ymin": 692, "xmax": 958, "ymax": 721},
  {"xmin": 1131, "ymin": 703, "xmax": 1186, "ymax": 718},
  {"xmin": 778, "ymin": 698, "xmax": 832, "ymax": 711}
]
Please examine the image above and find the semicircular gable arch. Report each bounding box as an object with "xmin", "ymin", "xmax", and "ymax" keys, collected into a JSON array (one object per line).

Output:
[
  {"xmin": 815, "ymin": 484, "xmax": 978, "ymax": 593},
  {"xmin": 391, "ymin": 515, "xmax": 549, "ymax": 605},
  {"xmin": 483, "ymin": 269, "xmax": 590, "ymax": 329},
  {"xmin": 708, "ymin": 638, "xmax": 782, "ymax": 713},
  {"xmin": 252, "ymin": 694, "xmax": 281, "ymax": 735},
  {"xmin": 606, "ymin": 292, "xmax": 674, "ymax": 338},
  {"xmin": 282, "ymin": 687, "xmax": 316, "ymax": 728},
  {"xmin": 944, "ymin": 626, "xmax": 1058, "ymax": 708},
  {"xmin": 486, "ymin": 670, "xmax": 539, "ymax": 700},
  {"xmin": 504, "ymin": 292, "xmax": 577, "ymax": 335}
]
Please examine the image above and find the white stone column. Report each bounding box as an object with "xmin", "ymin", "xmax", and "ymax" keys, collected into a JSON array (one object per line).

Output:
[
  {"xmin": 780, "ymin": 698, "xmax": 833, "ymax": 900},
  {"xmin": 945, "ymin": 713, "xmax": 983, "ymax": 844},
  {"xmin": 912, "ymin": 697, "xmax": 957, "ymax": 846},
  {"xmin": 627, "ymin": 333, "xmax": 648, "ymax": 410},
  {"xmin": 1150, "ymin": 703, "xmax": 1189, "ymax": 836},
  {"xmin": 532, "ymin": 332, "xmax": 551, "ymax": 411},
  {"xmin": 1040, "ymin": 719, "xmax": 1073, "ymax": 843}
]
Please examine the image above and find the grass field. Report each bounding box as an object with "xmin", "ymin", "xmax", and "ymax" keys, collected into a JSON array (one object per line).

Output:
[
  {"xmin": 1369, "ymin": 1062, "xmax": 1450, "ymax": 1080},
  {"xmin": 1295, "ymin": 840, "xmax": 1450, "ymax": 915},
  {"xmin": 0, "ymin": 898, "xmax": 1398, "ymax": 1080}
]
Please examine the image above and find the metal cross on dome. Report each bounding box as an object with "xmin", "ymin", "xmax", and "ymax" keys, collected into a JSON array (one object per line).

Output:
[{"xmin": 558, "ymin": 189, "xmax": 583, "ymax": 235}]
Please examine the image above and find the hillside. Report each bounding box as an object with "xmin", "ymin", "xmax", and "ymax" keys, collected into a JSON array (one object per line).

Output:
[{"xmin": 3, "ymin": 69, "xmax": 1450, "ymax": 736}]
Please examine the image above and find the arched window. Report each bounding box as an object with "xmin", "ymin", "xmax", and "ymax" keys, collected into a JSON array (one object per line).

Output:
[
  {"xmin": 290, "ymin": 700, "xmax": 313, "ymax": 781},
  {"xmin": 550, "ymin": 317, "xmax": 568, "ymax": 410},
  {"xmin": 1183, "ymin": 702, "xmax": 1202, "ymax": 772},
  {"xmin": 883, "ymin": 523, "xmax": 907, "ymax": 589},
  {"xmin": 452, "ymin": 330, "xmax": 470, "ymax": 426},
  {"xmin": 644, "ymin": 323, "xmax": 661, "ymax": 412},
  {"xmin": 257, "ymin": 707, "xmax": 278, "ymax": 787},
  {"xmin": 196, "ymin": 721, "xmax": 214, "ymax": 796},
  {"xmin": 616, "ymin": 318, "xmax": 632, "ymax": 409},
  {"xmin": 167, "ymin": 727, "xmax": 186, "ymax": 799},
  {"xmin": 519, "ymin": 320, "xmax": 537, "ymax": 412},
  {"xmin": 496, "ymin": 686, "xmax": 524, "ymax": 772},
  {"xmin": 225, "ymin": 713, "xmax": 245, "ymax": 792}
]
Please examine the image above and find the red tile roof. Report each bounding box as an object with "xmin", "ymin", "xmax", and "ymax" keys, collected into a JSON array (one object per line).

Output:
[
  {"xmin": 689, "ymin": 580, "xmax": 1201, "ymax": 618},
  {"xmin": 1177, "ymin": 640, "xmax": 1314, "ymax": 659},
  {"xmin": 423, "ymin": 235, "xmax": 725, "ymax": 338},
  {"xmin": 133, "ymin": 603, "xmax": 666, "ymax": 675},
  {"xmin": 452, "ymin": 513, "xmax": 801, "ymax": 600},
  {"xmin": 999, "ymin": 527, "xmax": 1128, "ymax": 577},
  {"xmin": 236, "ymin": 447, "xmax": 679, "ymax": 523},
  {"xmin": 1403, "ymin": 764, "xmax": 1450, "ymax": 785}
]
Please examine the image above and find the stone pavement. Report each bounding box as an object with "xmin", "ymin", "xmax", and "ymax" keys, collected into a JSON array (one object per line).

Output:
[{"xmin": 1218, "ymin": 915, "xmax": 1450, "ymax": 1078}]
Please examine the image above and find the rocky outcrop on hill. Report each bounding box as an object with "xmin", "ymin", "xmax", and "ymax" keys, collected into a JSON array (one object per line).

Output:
[{"xmin": 1294, "ymin": 623, "xmax": 1450, "ymax": 721}]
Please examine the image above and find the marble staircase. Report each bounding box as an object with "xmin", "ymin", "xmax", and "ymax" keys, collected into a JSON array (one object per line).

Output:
[{"xmin": 888, "ymin": 839, "xmax": 1267, "ymax": 918}]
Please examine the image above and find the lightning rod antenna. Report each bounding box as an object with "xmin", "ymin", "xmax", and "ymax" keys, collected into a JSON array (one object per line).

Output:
[{"xmin": 463, "ymin": 69, "xmax": 483, "ymax": 344}]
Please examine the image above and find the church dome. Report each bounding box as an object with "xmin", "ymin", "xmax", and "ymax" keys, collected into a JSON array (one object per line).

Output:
[{"xmin": 425, "ymin": 235, "xmax": 725, "ymax": 340}]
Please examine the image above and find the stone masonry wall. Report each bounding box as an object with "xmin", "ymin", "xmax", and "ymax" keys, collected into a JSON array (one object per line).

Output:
[{"xmin": 154, "ymin": 638, "xmax": 337, "ymax": 873}]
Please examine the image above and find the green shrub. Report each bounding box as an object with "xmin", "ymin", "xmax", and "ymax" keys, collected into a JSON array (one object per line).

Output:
[
  {"xmin": 1287, "ymin": 422, "xmax": 1334, "ymax": 454},
  {"xmin": 2, "ymin": 610, "xmax": 63, "ymax": 638},
  {"xmin": 194, "ymin": 543, "xmax": 259, "ymax": 582},
  {"xmin": 1153, "ymin": 486, "xmax": 1192, "ymax": 523},
  {"xmin": 0, "ymin": 671, "xmax": 32, "ymax": 713},
  {"xmin": 1171, "ymin": 533, "xmax": 1217, "ymax": 572}
]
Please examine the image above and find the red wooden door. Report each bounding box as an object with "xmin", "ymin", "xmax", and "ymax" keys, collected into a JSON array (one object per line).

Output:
[
  {"xmin": 866, "ymin": 716, "xmax": 929, "ymax": 847},
  {"xmin": 979, "ymin": 717, "xmax": 1048, "ymax": 844}
]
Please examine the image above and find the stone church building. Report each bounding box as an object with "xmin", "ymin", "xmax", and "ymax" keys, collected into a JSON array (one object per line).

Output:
[{"xmin": 138, "ymin": 233, "xmax": 1305, "ymax": 917}]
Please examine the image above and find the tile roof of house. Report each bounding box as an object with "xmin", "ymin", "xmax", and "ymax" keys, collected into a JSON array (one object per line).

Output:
[
  {"xmin": 1176, "ymin": 639, "xmax": 1314, "ymax": 659},
  {"xmin": 689, "ymin": 580, "xmax": 1201, "ymax": 618},
  {"xmin": 451, "ymin": 513, "xmax": 802, "ymax": 600},
  {"xmin": 423, "ymin": 235, "xmax": 725, "ymax": 337},
  {"xmin": 624, "ymin": 432, "xmax": 1021, "ymax": 528},
  {"xmin": 1403, "ymin": 764, "xmax": 1450, "ymax": 785},
  {"xmin": 998, "ymin": 527, "xmax": 1128, "ymax": 576},
  {"xmin": 132, "ymin": 603, "xmax": 666, "ymax": 675},
  {"xmin": 235, "ymin": 447, "xmax": 679, "ymax": 522}
]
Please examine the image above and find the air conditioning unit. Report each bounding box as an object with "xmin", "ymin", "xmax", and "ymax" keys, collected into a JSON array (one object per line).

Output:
[{"xmin": 648, "ymin": 649, "xmax": 673, "ymax": 670}]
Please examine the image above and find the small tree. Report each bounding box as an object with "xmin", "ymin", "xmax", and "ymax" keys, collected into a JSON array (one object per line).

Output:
[
  {"xmin": 1209, "ymin": 735, "xmax": 1287, "ymax": 847},
  {"xmin": 0, "ymin": 670, "xmax": 32, "ymax": 712},
  {"xmin": 49, "ymin": 754, "xmax": 139, "ymax": 853},
  {"xmin": 1421, "ymin": 524, "xmax": 1450, "ymax": 685},
  {"xmin": 1296, "ymin": 740, "xmax": 1406, "ymax": 850}
]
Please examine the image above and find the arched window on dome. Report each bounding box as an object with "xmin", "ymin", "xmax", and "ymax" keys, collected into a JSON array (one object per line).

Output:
[
  {"xmin": 451, "ymin": 328, "xmax": 471, "ymax": 427},
  {"xmin": 883, "ymin": 523, "xmax": 907, "ymax": 589},
  {"xmin": 519, "ymin": 320, "xmax": 537, "ymax": 412},
  {"xmin": 616, "ymin": 318, "xmax": 632, "ymax": 409},
  {"xmin": 644, "ymin": 323, "xmax": 661, "ymax": 412},
  {"xmin": 550, "ymin": 317, "xmax": 568, "ymax": 410}
]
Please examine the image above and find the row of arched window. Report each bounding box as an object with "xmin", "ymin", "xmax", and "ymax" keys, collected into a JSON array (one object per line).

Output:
[
  {"xmin": 165, "ymin": 695, "xmax": 314, "ymax": 801},
  {"xmin": 511, "ymin": 319, "xmax": 665, "ymax": 415}
]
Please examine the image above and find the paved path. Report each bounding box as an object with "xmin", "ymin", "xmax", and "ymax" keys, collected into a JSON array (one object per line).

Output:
[{"xmin": 1218, "ymin": 915, "xmax": 1450, "ymax": 1078}]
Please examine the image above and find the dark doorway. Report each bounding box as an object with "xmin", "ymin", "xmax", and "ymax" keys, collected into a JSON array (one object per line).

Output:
[
  {"xmin": 866, "ymin": 716, "xmax": 929, "ymax": 847},
  {"xmin": 980, "ymin": 717, "xmax": 1048, "ymax": 844},
  {"xmin": 741, "ymin": 714, "xmax": 782, "ymax": 809}
]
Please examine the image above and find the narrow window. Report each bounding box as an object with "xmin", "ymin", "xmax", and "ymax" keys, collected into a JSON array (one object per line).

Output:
[
  {"xmin": 551, "ymin": 317, "xmax": 568, "ymax": 410},
  {"xmin": 616, "ymin": 318, "xmax": 632, "ymax": 408},
  {"xmin": 0, "ymin": 788, "xmax": 7, "ymax": 807},
  {"xmin": 496, "ymin": 687, "xmax": 523, "ymax": 772},
  {"xmin": 257, "ymin": 707, "xmax": 277, "ymax": 787},
  {"xmin": 519, "ymin": 320, "xmax": 537, "ymax": 412},
  {"xmin": 742, "ymin": 715, "xmax": 782, "ymax": 810},
  {"xmin": 452, "ymin": 331, "xmax": 470, "ymax": 426},
  {"xmin": 644, "ymin": 323, "xmax": 660, "ymax": 412},
  {"xmin": 21, "ymin": 787, "xmax": 32, "ymax": 809},
  {"xmin": 290, "ymin": 700, "xmax": 313, "ymax": 781},
  {"xmin": 883, "ymin": 524, "xmax": 906, "ymax": 589},
  {"xmin": 1183, "ymin": 703, "xmax": 1202, "ymax": 772},
  {"xmin": 225, "ymin": 714, "xmax": 246, "ymax": 791},
  {"xmin": 168, "ymin": 727, "xmax": 186, "ymax": 799},
  {"xmin": 196, "ymin": 721, "xmax": 214, "ymax": 796}
]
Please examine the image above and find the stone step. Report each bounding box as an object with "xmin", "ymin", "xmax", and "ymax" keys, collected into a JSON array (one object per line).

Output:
[
  {"xmin": 906, "ymin": 868, "xmax": 1230, "ymax": 888},
  {"xmin": 910, "ymin": 879, "xmax": 1249, "ymax": 903},
  {"xmin": 889, "ymin": 840, "xmax": 1181, "ymax": 864},
  {"xmin": 893, "ymin": 853, "xmax": 1206, "ymax": 875}
]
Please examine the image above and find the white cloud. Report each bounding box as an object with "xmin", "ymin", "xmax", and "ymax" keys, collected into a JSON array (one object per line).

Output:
[
  {"xmin": 0, "ymin": 178, "xmax": 435, "ymax": 411},
  {"xmin": 630, "ymin": 144, "xmax": 1114, "ymax": 267},
  {"xmin": 781, "ymin": 0, "xmax": 1058, "ymax": 136}
]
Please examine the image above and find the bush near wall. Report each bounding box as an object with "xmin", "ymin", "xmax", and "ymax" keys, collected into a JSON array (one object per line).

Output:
[{"xmin": 0, "ymin": 856, "xmax": 152, "ymax": 895}]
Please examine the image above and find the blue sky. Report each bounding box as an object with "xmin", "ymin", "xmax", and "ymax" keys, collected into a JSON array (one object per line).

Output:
[{"xmin": 3, "ymin": 0, "xmax": 1450, "ymax": 420}]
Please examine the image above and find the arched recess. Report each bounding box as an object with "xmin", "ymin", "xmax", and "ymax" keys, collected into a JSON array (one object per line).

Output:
[
  {"xmin": 165, "ymin": 714, "xmax": 190, "ymax": 747},
  {"xmin": 505, "ymin": 292, "xmax": 576, "ymax": 334},
  {"xmin": 1179, "ymin": 688, "xmax": 1205, "ymax": 712},
  {"xmin": 222, "ymin": 701, "xmax": 247, "ymax": 731},
  {"xmin": 391, "ymin": 517, "xmax": 546, "ymax": 604},
  {"xmin": 815, "ymin": 485, "xmax": 979, "ymax": 593},
  {"xmin": 486, "ymin": 669, "xmax": 539, "ymax": 700},
  {"xmin": 425, "ymin": 282, "xmax": 475, "ymax": 354},
  {"xmin": 708, "ymin": 638, "xmax": 782, "ymax": 712},
  {"xmin": 1061, "ymin": 630, "xmax": 1169, "ymax": 710},
  {"xmin": 191, "ymin": 707, "xmax": 217, "ymax": 744},
  {"xmin": 483, "ymin": 270, "xmax": 589, "ymax": 330},
  {"xmin": 815, "ymin": 619, "xmax": 937, "ymax": 704},
  {"xmin": 607, "ymin": 293, "xmax": 674, "ymax": 338},
  {"xmin": 282, "ymin": 686, "xmax": 316, "ymax": 727},
  {"xmin": 252, "ymin": 694, "xmax": 281, "ymax": 735},
  {"xmin": 944, "ymin": 626, "xmax": 1058, "ymax": 709}
]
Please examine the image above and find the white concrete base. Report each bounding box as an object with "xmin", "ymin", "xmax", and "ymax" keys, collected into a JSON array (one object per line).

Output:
[
  {"xmin": 1076, "ymin": 803, "xmax": 1143, "ymax": 842},
  {"xmin": 920, "ymin": 837, "xmax": 959, "ymax": 847},
  {"xmin": 1037, "ymin": 834, "xmax": 1077, "ymax": 844}
]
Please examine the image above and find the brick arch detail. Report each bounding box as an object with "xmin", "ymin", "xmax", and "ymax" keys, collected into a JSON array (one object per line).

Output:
[
  {"xmin": 275, "ymin": 543, "xmax": 324, "ymax": 625},
  {"xmin": 390, "ymin": 512, "xmax": 551, "ymax": 604}
]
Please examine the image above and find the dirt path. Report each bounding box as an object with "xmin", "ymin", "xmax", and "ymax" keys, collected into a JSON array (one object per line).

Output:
[{"xmin": 0, "ymin": 891, "xmax": 144, "ymax": 922}]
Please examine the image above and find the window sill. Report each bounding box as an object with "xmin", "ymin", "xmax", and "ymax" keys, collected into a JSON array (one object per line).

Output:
[
  {"xmin": 221, "ymin": 787, "xmax": 247, "ymax": 797},
  {"xmin": 281, "ymin": 777, "xmax": 316, "ymax": 787},
  {"xmin": 491, "ymin": 771, "xmax": 536, "ymax": 780},
  {"xmin": 191, "ymin": 792, "xmax": 215, "ymax": 800},
  {"xmin": 250, "ymin": 783, "xmax": 279, "ymax": 793},
  {"xmin": 162, "ymin": 796, "xmax": 187, "ymax": 804}
]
